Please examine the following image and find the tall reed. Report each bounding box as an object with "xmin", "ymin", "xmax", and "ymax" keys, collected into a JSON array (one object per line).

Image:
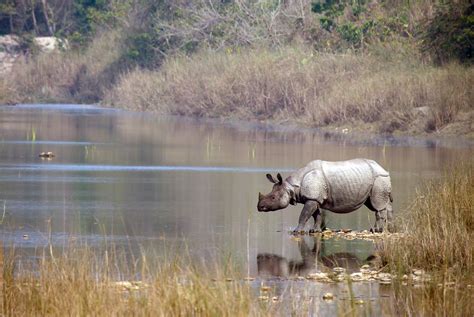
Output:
[
  {"xmin": 381, "ymin": 164, "xmax": 473, "ymax": 277},
  {"xmin": 1, "ymin": 246, "xmax": 262, "ymax": 316}
]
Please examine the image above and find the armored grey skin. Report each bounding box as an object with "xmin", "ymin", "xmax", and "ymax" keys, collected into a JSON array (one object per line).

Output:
[{"xmin": 257, "ymin": 159, "xmax": 393, "ymax": 233}]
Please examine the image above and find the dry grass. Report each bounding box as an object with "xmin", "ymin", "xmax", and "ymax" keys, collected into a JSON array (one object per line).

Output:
[
  {"xmin": 377, "ymin": 163, "xmax": 474, "ymax": 317},
  {"xmin": 6, "ymin": 31, "xmax": 124, "ymax": 104},
  {"xmin": 104, "ymin": 48, "xmax": 474, "ymax": 135},
  {"xmin": 0, "ymin": 78, "xmax": 18, "ymax": 105},
  {"xmin": 1, "ymin": 247, "xmax": 264, "ymax": 316},
  {"xmin": 3, "ymin": 240, "xmax": 472, "ymax": 316},
  {"xmin": 389, "ymin": 279, "xmax": 473, "ymax": 317},
  {"xmin": 381, "ymin": 164, "xmax": 473, "ymax": 276}
]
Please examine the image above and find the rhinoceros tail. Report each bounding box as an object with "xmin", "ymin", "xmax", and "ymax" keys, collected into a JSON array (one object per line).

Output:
[{"xmin": 389, "ymin": 192, "xmax": 393, "ymax": 203}]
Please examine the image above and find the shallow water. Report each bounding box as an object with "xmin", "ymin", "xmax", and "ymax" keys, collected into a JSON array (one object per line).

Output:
[{"xmin": 0, "ymin": 104, "xmax": 472, "ymax": 313}]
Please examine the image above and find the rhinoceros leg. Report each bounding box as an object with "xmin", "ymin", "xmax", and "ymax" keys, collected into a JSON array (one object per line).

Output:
[
  {"xmin": 367, "ymin": 176, "xmax": 393, "ymax": 232},
  {"xmin": 310, "ymin": 210, "xmax": 325, "ymax": 233},
  {"xmin": 293, "ymin": 200, "xmax": 319, "ymax": 234},
  {"xmin": 373, "ymin": 210, "xmax": 387, "ymax": 233}
]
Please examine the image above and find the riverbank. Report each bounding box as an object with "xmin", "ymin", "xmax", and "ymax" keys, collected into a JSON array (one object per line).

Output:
[
  {"xmin": 2, "ymin": 46, "xmax": 473, "ymax": 139},
  {"xmin": 104, "ymin": 48, "xmax": 474, "ymax": 139},
  {"xmin": 380, "ymin": 164, "xmax": 473, "ymax": 278}
]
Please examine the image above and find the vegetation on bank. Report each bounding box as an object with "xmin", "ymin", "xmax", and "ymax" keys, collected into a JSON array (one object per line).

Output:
[
  {"xmin": 104, "ymin": 48, "xmax": 473, "ymax": 135},
  {"xmin": 381, "ymin": 164, "xmax": 473, "ymax": 277},
  {"xmin": 1, "ymin": 247, "xmax": 261, "ymax": 316},
  {"xmin": 379, "ymin": 164, "xmax": 474, "ymax": 316},
  {"xmin": 0, "ymin": 0, "xmax": 473, "ymax": 136}
]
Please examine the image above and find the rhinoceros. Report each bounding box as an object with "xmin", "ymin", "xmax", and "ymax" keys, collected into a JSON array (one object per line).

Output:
[{"xmin": 257, "ymin": 159, "xmax": 393, "ymax": 233}]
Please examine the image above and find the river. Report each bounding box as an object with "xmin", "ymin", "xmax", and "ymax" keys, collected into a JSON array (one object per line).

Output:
[{"xmin": 0, "ymin": 104, "xmax": 472, "ymax": 314}]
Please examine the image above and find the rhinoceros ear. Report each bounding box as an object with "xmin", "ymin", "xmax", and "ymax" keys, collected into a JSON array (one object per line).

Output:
[
  {"xmin": 266, "ymin": 174, "xmax": 277, "ymax": 183},
  {"xmin": 277, "ymin": 173, "xmax": 283, "ymax": 184}
]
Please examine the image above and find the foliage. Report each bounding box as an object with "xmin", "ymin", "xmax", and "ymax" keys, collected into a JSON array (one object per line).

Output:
[
  {"xmin": 67, "ymin": 0, "xmax": 133, "ymax": 47},
  {"xmin": 310, "ymin": 0, "xmax": 414, "ymax": 50},
  {"xmin": 0, "ymin": 0, "xmax": 131, "ymax": 42},
  {"xmin": 421, "ymin": 1, "xmax": 474, "ymax": 64},
  {"xmin": 124, "ymin": 32, "xmax": 156, "ymax": 67},
  {"xmin": 1, "ymin": 1, "xmax": 471, "ymax": 64}
]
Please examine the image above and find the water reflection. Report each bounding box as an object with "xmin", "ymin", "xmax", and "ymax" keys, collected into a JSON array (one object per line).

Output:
[{"xmin": 257, "ymin": 236, "xmax": 373, "ymax": 278}]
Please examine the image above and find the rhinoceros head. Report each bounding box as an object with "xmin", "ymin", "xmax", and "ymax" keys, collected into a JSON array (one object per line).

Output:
[{"xmin": 257, "ymin": 173, "xmax": 294, "ymax": 212}]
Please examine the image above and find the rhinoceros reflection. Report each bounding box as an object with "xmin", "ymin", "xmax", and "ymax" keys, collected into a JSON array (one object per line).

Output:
[{"xmin": 257, "ymin": 236, "xmax": 375, "ymax": 278}]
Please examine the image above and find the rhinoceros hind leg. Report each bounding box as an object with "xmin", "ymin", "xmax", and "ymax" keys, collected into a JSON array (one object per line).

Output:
[
  {"xmin": 364, "ymin": 197, "xmax": 385, "ymax": 232},
  {"xmin": 368, "ymin": 176, "xmax": 393, "ymax": 232},
  {"xmin": 372, "ymin": 209, "xmax": 387, "ymax": 233}
]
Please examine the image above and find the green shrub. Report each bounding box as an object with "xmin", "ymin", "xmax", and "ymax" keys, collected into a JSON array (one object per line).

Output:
[
  {"xmin": 421, "ymin": 2, "xmax": 474, "ymax": 64},
  {"xmin": 337, "ymin": 23, "xmax": 363, "ymax": 47}
]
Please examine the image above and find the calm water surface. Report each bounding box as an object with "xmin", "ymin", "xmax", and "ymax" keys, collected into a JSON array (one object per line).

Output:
[{"xmin": 1, "ymin": 104, "xmax": 472, "ymax": 314}]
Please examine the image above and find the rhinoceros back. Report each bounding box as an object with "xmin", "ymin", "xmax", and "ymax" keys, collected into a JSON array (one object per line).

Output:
[{"xmin": 300, "ymin": 159, "xmax": 384, "ymax": 212}]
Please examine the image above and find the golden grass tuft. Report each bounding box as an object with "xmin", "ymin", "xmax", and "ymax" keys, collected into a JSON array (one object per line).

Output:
[
  {"xmin": 381, "ymin": 164, "xmax": 473, "ymax": 277},
  {"xmin": 376, "ymin": 164, "xmax": 474, "ymax": 317},
  {"xmin": 1, "ymin": 247, "xmax": 261, "ymax": 316}
]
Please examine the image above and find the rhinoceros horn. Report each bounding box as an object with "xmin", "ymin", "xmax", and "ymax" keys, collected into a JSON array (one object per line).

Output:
[{"xmin": 258, "ymin": 192, "xmax": 264, "ymax": 201}]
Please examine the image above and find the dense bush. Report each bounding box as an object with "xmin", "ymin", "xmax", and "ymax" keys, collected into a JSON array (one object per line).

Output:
[{"xmin": 421, "ymin": 1, "xmax": 473, "ymax": 64}]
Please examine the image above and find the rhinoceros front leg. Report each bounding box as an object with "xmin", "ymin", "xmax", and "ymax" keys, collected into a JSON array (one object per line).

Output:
[
  {"xmin": 309, "ymin": 209, "xmax": 325, "ymax": 234},
  {"xmin": 293, "ymin": 200, "xmax": 319, "ymax": 234}
]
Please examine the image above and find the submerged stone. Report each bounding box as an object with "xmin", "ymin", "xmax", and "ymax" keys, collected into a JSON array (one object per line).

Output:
[
  {"xmin": 39, "ymin": 152, "xmax": 55, "ymax": 158},
  {"xmin": 333, "ymin": 274, "xmax": 347, "ymax": 282},
  {"xmin": 333, "ymin": 267, "xmax": 346, "ymax": 274},
  {"xmin": 360, "ymin": 265, "xmax": 371, "ymax": 274},
  {"xmin": 377, "ymin": 273, "xmax": 392, "ymax": 280},
  {"xmin": 260, "ymin": 285, "xmax": 271, "ymax": 292},
  {"xmin": 350, "ymin": 273, "xmax": 364, "ymax": 282},
  {"xmin": 306, "ymin": 272, "xmax": 328, "ymax": 280},
  {"xmin": 307, "ymin": 272, "xmax": 330, "ymax": 281},
  {"xmin": 412, "ymin": 269, "xmax": 425, "ymax": 276},
  {"xmin": 258, "ymin": 295, "xmax": 269, "ymax": 301}
]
